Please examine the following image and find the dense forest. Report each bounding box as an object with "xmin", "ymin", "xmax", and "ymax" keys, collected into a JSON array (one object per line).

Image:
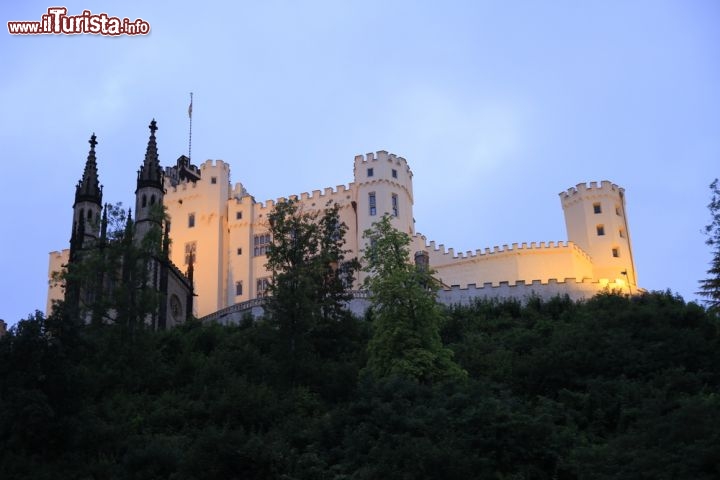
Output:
[
  {"xmin": 2, "ymin": 294, "xmax": 719, "ymax": 478},
  {"xmin": 2, "ymin": 204, "xmax": 720, "ymax": 478}
]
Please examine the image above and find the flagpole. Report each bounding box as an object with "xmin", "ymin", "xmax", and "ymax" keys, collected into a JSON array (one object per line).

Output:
[{"xmin": 188, "ymin": 92, "xmax": 193, "ymax": 162}]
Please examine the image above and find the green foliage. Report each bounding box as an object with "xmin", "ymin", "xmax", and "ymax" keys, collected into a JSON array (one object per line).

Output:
[
  {"xmin": 362, "ymin": 215, "xmax": 466, "ymax": 384},
  {"xmin": 699, "ymin": 178, "xmax": 720, "ymax": 312},
  {"xmin": 2, "ymin": 290, "xmax": 719, "ymax": 478},
  {"xmin": 264, "ymin": 199, "xmax": 360, "ymax": 384},
  {"xmin": 58, "ymin": 203, "xmax": 169, "ymax": 332}
]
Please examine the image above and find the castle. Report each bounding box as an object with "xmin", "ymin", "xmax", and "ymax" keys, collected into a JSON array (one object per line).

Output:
[{"xmin": 48, "ymin": 121, "xmax": 639, "ymax": 325}]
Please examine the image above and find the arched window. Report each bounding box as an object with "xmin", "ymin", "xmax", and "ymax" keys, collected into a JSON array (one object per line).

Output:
[
  {"xmin": 150, "ymin": 195, "xmax": 156, "ymax": 205},
  {"xmin": 87, "ymin": 209, "xmax": 92, "ymax": 220},
  {"xmin": 142, "ymin": 195, "xmax": 147, "ymax": 208}
]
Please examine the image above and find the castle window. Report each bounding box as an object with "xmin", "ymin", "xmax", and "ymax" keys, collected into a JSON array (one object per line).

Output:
[
  {"xmin": 254, "ymin": 233, "xmax": 271, "ymax": 256},
  {"xmin": 367, "ymin": 168, "xmax": 374, "ymax": 177},
  {"xmin": 235, "ymin": 281, "xmax": 243, "ymax": 296},
  {"xmin": 619, "ymin": 228, "xmax": 625, "ymax": 238},
  {"xmin": 150, "ymin": 195, "xmax": 156, "ymax": 205},
  {"xmin": 616, "ymin": 205, "xmax": 621, "ymax": 216},
  {"xmin": 256, "ymin": 278, "xmax": 270, "ymax": 297},
  {"xmin": 211, "ymin": 176, "xmax": 217, "ymax": 184},
  {"xmin": 237, "ymin": 247, "xmax": 242, "ymax": 255},
  {"xmin": 188, "ymin": 213, "xmax": 195, "ymax": 228},
  {"xmin": 392, "ymin": 193, "xmax": 399, "ymax": 217},
  {"xmin": 369, "ymin": 192, "xmax": 376, "ymax": 216},
  {"xmin": 596, "ymin": 225, "xmax": 605, "ymax": 236},
  {"xmin": 142, "ymin": 195, "xmax": 147, "ymax": 208},
  {"xmin": 87, "ymin": 209, "xmax": 92, "ymax": 220},
  {"xmin": 392, "ymin": 169, "xmax": 398, "ymax": 178},
  {"xmin": 612, "ymin": 248, "xmax": 620, "ymax": 258},
  {"xmin": 184, "ymin": 241, "xmax": 196, "ymax": 265},
  {"xmin": 593, "ymin": 203, "xmax": 602, "ymax": 214},
  {"xmin": 236, "ymin": 211, "xmax": 242, "ymax": 220}
]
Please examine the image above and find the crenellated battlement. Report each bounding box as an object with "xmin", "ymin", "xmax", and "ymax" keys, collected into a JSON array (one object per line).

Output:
[
  {"xmin": 560, "ymin": 180, "xmax": 623, "ymax": 200},
  {"xmin": 437, "ymin": 277, "xmax": 628, "ymax": 304},
  {"xmin": 199, "ymin": 159, "xmax": 230, "ymax": 172},
  {"xmin": 167, "ymin": 180, "xmax": 201, "ymax": 193},
  {"xmin": 445, "ymin": 277, "xmax": 598, "ymax": 289},
  {"xmin": 354, "ymin": 150, "xmax": 413, "ymax": 176},
  {"xmin": 242, "ymin": 183, "xmax": 355, "ymax": 211},
  {"xmin": 414, "ymin": 234, "xmax": 592, "ymax": 262}
]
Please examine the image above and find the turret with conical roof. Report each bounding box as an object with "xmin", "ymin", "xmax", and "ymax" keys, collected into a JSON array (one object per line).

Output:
[{"xmin": 135, "ymin": 119, "xmax": 165, "ymax": 241}]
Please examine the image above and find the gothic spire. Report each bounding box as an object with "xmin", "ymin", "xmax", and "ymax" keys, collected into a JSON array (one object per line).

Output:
[
  {"xmin": 136, "ymin": 119, "xmax": 164, "ymax": 191},
  {"xmin": 74, "ymin": 133, "xmax": 103, "ymax": 207}
]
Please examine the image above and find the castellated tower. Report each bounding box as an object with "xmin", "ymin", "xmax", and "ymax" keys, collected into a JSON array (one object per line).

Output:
[
  {"xmin": 354, "ymin": 151, "xmax": 414, "ymax": 242},
  {"xmin": 71, "ymin": 133, "xmax": 103, "ymax": 255},
  {"xmin": 560, "ymin": 181, "xmax": 638, "ymax": 291},
  {"xmin": 164, "ymin": 159, "xmax": 231, "ymax": 318},
  {"xmin": 134, "ymin": 120, "xmax": 165, "ymax": 242}
]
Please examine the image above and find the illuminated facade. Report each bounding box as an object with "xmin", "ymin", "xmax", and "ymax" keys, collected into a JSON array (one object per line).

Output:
[
  {"xmin": 49, "ymin": 128, "xmax": 639, "ymax": 322},
  {"xmin": 160, "ymin": 151, "xmax": 638, "ymax": 320}
]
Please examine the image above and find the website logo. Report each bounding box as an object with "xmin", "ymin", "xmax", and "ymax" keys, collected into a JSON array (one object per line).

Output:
[{"xmin": 8, "ymin": 7, "xmax": 150, "ymax": 36}]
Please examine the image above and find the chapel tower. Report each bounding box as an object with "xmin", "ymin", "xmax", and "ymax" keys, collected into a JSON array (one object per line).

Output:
[
  {"xmin": 135, "ymin": 119, "xmax": 165, "ymax": 242},
  {"xmin": 70, "ymin": 133, "xmax": 103, "ymax": 258}
]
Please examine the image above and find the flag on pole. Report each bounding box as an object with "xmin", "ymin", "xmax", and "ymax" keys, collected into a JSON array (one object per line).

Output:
[{"xmin": 188, "ymin": 93, "xmax": 193, "ymax": 118}]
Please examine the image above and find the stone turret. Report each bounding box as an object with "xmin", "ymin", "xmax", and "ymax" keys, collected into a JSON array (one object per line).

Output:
[
  {"xmin": 560, "ymin": 181, "xmax": 638, "ymax": 291},
  {"xmin": 354, "ymin": 151, "xmax": 414, "ymax": 235}
]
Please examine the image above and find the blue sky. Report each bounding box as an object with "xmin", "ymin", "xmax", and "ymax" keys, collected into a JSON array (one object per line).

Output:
[{"xmin": 1, "ymin": 1, "xmax": 719, "ymax": 325}]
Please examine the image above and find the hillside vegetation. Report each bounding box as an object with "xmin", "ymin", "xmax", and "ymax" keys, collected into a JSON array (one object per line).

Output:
[{"xmin": 1, "ymin": 291, "xmax": 718, "ymax": 479}]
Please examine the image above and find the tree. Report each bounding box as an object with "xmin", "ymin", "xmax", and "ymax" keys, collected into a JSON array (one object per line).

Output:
[
  {"xmin": 53, "ymin": 202, "xmax": 169, "ymax": 333},
  {"xmin": 361, "ymin": 215, "xmax": 465, "ymax": 384},
  {"xmin": 264, "ymin": 199, "xmax": 359, "ymax": 381},
  {"xmin": 699, "ymin": 179, "xmax": 720, "ymax": 313}
]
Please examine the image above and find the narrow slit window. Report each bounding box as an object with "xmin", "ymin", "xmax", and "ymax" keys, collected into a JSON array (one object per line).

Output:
[
  {"xmin": 392, "ymin": 193, "xmax": 399, "ymax": 217},
  {"xmin": 369, "ymin": 192, "xmax": 376, "ymax": 216},
  {"xmin": 184, "ymin": 241, "xmax": 196, "ymax": 265},
  {"xmin": 188, "ymin": 213, "xmax": 195, "ymax": 228}
]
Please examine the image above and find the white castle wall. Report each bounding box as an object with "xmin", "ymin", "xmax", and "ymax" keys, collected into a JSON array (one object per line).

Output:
[
  {"xmin": 437, "ymin": 278, "xmax": 626, "ymax": 305},
  {"xmin": 413, "ymin": 237, "xmax": 595, "ymax": 288}
]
